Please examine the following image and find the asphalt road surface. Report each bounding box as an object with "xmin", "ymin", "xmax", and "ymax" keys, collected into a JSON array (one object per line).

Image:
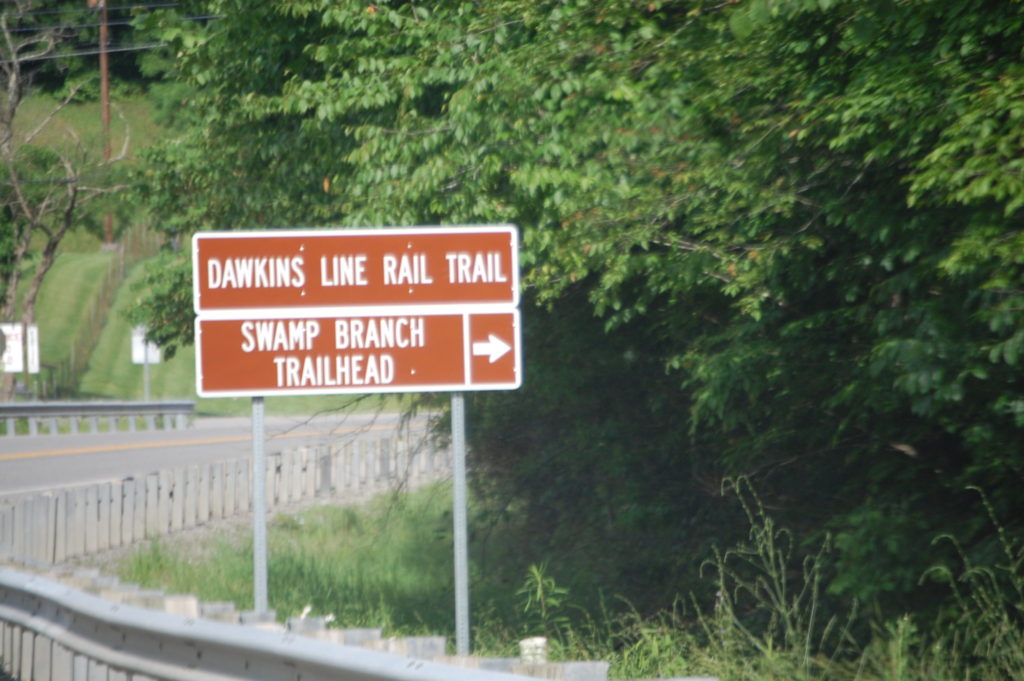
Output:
[{"xmin": 0, "ymin": 411, "xmax": 428, "ymax": 497}]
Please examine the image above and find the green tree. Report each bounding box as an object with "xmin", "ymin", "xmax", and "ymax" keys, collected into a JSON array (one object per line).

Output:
[
  {"xmin": 0, "ymin": 0, "xmax": 129, "ymax": 398},
  {"xmin": 132, "ymin": 0, "xmax": 1024, "ymax": 617}
]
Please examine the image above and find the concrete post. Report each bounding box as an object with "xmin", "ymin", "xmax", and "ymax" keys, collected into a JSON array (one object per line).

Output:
[
  {"xmin": 96, "ymin": 483, "xmax": 111, "ymax": 552},
  {"xmin": 184, "ymin": 466, "xmax": 198, "ymax": 528},
  {"xmin": 109, "ymin": 482, "xmax": 122, "ymax": 550},
  {"xmin": 144, "ymin": 474, "xmax": 159, "ymax": 538},
  {"xmin": 197, "ymin": 464, "xmax": 210, "ymax": 524},
  {"xmin": 171, "ymin": 469, "xmax": 185, "ymax": 531}
]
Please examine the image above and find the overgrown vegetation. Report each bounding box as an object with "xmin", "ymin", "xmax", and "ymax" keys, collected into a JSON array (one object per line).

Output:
[
  {"xmin": 125, "ymin": 0, "xmax": 1024, "ymax": 630},
  {"xmin": 119, "ymin": 486, "xmax": 457, "ymax": 632},
  {"xmin": 113, "ymin": 480, "xmax": 1024, "ymax": 680},
  {"xmin": 9, "ymin": 0, "xmax": 1024, "ymax": 676}
]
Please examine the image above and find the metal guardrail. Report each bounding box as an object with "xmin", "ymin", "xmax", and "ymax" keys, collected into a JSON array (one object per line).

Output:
[
  {"xmin": 0, "ymin": 401, "xmax": 195, "ymax": 437},
  {"xmin": 0, "ymin": 567, "xmax": 534, "ymax": 681},
  {"xmin": 0, "ymin": 436, "xmax": 450, "ymax": 567}
]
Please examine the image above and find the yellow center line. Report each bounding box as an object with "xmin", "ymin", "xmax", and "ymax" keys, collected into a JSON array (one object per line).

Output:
[{"xmin": 0, "ymin": 424, "xmax": 397, "ymax": 462}]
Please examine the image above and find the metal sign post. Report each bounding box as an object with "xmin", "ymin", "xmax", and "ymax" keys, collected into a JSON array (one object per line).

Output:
[
  {"xmin": 132, "ymin": 326, "xmax": 162, "ymax": 401},
  {"xmin": 252, "ymin": 396, "xmax": 268, "ymax": 615},
  {"xmin": 451, "ymin": 392, "xmax": 470, "ymax": 655}
]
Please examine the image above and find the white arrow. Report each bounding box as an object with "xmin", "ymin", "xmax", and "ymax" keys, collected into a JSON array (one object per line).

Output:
[{"xmin": 472, "ymin": 334, "xmax": 512, "ymax": 363}]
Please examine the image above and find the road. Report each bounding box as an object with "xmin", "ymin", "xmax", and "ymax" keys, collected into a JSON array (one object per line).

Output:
[{"xmin": 0, "ymin": 411, "xmax": 427, "ymax": 497}]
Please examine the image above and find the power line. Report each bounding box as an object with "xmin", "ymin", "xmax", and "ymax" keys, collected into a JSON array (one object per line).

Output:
[
  {"xmin": 0, "ymin": 3, "xmax": 179, "ymax": 17},
  {"xmin": 8, "ymin": 14, "xmax": 220, "ymax": 32},
  {"xmin": 2, "ymin": 9, "xmax": 220, "ymax": 62},
  {"xmin": 7, "ymin": 41, "xmax": 165, "ymax": 62}
]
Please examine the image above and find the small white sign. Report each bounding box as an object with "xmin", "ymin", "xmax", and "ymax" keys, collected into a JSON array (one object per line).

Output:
[
  {"xmin": 131, "ymin": 326, "xmax": 161, "ymax": 364},
  {"xmin": 1, "ymin": 323, "xmax": 24, "ymax": 373},
  {"xmin": 26, "ymin": 324, "xmax": 39, "ymax": 374}
]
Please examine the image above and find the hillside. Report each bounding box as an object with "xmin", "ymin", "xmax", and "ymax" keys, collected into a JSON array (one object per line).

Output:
[{"xmin": 76, "ymin": 254, "xmax": 399, "ymax": 416}]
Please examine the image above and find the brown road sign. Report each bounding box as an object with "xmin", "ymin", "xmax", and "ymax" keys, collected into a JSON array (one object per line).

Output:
[
  {"xmin": 193, "ymin": 226, "xmax": 518, "ymax": 314},
  {"xmin": 195, "ymin": 310, "xmax": 521, "ymax": 397}
]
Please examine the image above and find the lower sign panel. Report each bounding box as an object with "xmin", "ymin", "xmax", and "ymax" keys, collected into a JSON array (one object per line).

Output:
[{"xmin": 196, "ymin": 310, "xmax": 521, "ymax": 397}]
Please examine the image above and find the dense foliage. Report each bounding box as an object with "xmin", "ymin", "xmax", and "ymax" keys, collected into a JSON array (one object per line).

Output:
[{"xmin": 132, "ymin": 0, "xmax": 1024, "ymax": 631}]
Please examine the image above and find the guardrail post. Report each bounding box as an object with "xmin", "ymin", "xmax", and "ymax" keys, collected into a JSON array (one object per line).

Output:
[
  {"xmin": 0, "ymin": 505, "xmax": 12, "ymax": 560},
  {"xmin": 198, "ymin": 464, "xmax": 210, "ymax": 523},
  {"xmin": 52, "ymin": 641, "xmax": 72, "ymax": 680},
  {"xmin": 72, "ymin": 654, "xmax": 87, "ymax": 680},
  {"xmin": 293, "ymin": 448, "xmax": 305, "ymax": 501},
  {"xmin": 144, "ymin": 474, "xmax": 159, "ymax": 538},
  {"xmin": 85, "ymin": 486, "xmax": 99, "ymax": 554},
  {"xmin": 54, "ymin": 491, "xmax": 67, "ymax": 563},
  {"xmin": 110, "ymin": 482, "xmax": 123, "ymax": 550},
  {"xmin": 157, "ymin": 470, "xmax": 172, "ymax": 536},
  {"xmin": 132, "ymin": 478, "xmax": 145, "ymax": 542},
  {"xmin": 184, "ymin": 466, "xmax": 198, "ymax": 528},
  {"xmin": 97, "ymin": 483, "xmax": 111, "ymax": 552},
  {"xmin": 1, "ymin": 621, "xmax": 11, "ymax": 675},
  {"xmin": 12, "ymin": 499, "xmax": 24, "ymax": 559},
  {"xmin": 171, "ymin": 469, "xmax": 185, "ymax": 532},
  {"xmin": 267, "ymin": 455, "xmax": 279, "ymax": 508},
  {"xmin": 210, "ymin": 463, "xmax": 223, "ymax": 521},
  {"xmin": 122, "ymin": 481, "xmax": 136, "ymax": 546},
  {"xmin": 303, "ymin": 447, "xmax": 316, "ymax": 499},
  {"xmin": 317, "ymin": 447, "xmax": 332, "ymax": 498},
  {"xmin": 32, "ymin": 633, "xmax": 52, "ymax": 680},
  {"xmin": 17, "ymin": 627, "xmax": 30, "ymax": 681},
  {"xmin": 40, "ymin": 494, "xmax": 57, "ymax": 565},
  {"xmin": 69, "ymin": 489, "xmax": 85, "ymax": 558},
  {"xmin": 236, "ymin": 459, "xmax": 250, "ymax": 514},
  {"xmin": 224, "ymin": 462, "xmax": 236, "ymax": 516}
]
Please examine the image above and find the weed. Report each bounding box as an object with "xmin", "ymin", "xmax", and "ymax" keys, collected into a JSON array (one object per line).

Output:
[
  {"xmin": 517, "ymin": 562, "xmax": 571, "ymax": 642},
  {"xmin": 110, "ymin": 479, "xmax": 1024, "ymax": 681}
]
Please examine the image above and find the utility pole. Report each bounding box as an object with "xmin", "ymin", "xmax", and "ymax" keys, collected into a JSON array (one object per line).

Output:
[{"xmin": 89, "ymin": 0, "xmax": 113, "ymax": 243}]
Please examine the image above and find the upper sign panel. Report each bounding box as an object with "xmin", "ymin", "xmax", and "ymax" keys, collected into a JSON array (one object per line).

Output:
[{"xmin": 193, "ymin": 225, "xmax": 519, "ymax": 314}]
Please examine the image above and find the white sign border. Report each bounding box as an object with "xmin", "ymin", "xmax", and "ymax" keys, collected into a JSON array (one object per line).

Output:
[
  {"xmin": 193, "ymin": 307, "xmax": 522, "ymax": 399},
  {"xmin": 192, "ymin": 224, "xmax": 521, "ymax": 315}
]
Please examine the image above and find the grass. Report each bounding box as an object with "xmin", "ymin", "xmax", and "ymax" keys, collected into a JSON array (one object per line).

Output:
[
  {"xmin": 74, "ymin": 256, "xmax": 409, "ymax": 415},
  {"xmin": 77, "ymin": 259, "xmax": 189, "ymax": 401},
  {"xmin": 32, "ymin": 251, "xmax": 116, "ymax": 368},
  {"xmin": 108, "ymin": 481, "xmax": 1024, "ymax": 680},
  {"xmin": 17, "ymin": 93, "xmax": 166, "ymax": 160},
  {"xmin": 119, "ymin": 484, "xmax": 459, "ymax": 631}
]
